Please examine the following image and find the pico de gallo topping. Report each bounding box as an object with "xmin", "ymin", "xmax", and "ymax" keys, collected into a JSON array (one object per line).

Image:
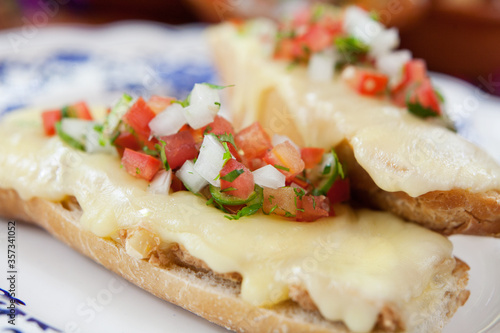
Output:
[
  {"xmin": 269, "ymin": 4, "xmax": 444, "ymax": 118},
  {"xmin": 41, "ymin": 83, "xmax": 350, "ymax": 222}
]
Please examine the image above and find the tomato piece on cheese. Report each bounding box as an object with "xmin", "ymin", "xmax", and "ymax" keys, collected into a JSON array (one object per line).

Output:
[
  {"xmin": 262, "ymin": 187, "xmax": 298, "ymax": 217},
  {"xmin": 122, "ymin": 148, "xmax": 161, "ymax": 181},
  {"xmin": 205, "ymin": 115, "xmax": 235, "ymax": 136},
  {"xmin": 391, "ymin": 59, "xmax": 429, "ymax": 107},
  {"xmin": 235, "ymin": 122, "xmax": 272, "ymax": 160},
  {"xmin": 160, "ymin": 131, "xmax": 198, "ymax": 170},
  {"xmin": 296, "ymin": 195, "xmax": 330, "ymax": 222},
  {"xmin": 301, "ymin": 147, "xmax": 325, "ymax": 169},
  {"xmin": 41, "ymin": 110, "xmax": 62, "ymax": 136},
  {"xmin": 327, "ymin": 178, "xmax": 350, "ymax": 205},
  {"xmin": 70, "ymin": 101, "xmax": 93, "ymax": 120},
  {"xmin": 406, "ymin": 79, "xmax": 442, "ymax": 116},
  {"xmin": 219, "ymin": 159, "xmax": 255, "ymax": 200},
  {"xmin": 123, "ymin": 97, "xmax": 156, "ymax": 138},
  {"xmin": 114, "ymin": 132, "xmax": 142, "ymax": 157},
  {"xmin": 300, "ymin": 24, "xmax": 334, "ymax": 53},
  {"xmin": 147, "ymin": 95, "xmax": 175, "ymax": 114},
  {"xmin": 263, "ymin": 141, "xmax": 305, "ymax": 180},
  {"xmin": 343, "ymin": 67, "xmax": 389, "ymax": 96}
]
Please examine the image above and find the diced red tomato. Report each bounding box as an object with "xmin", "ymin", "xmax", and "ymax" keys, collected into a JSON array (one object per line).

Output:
[
  {"xmin": 242, "ymin": 157, "xmax": 267, "ymax": 171},
  {"xmin": 41, "ymin": 109, "xmax": 61, "ymax": 136},
  {"xmin": 301, "ymin": 147, "xmax": 325, "ymax": 169},
  {"xmin": 296, "ymin": 195, "xmax": 330, "ymax": 222},
  {"xmin": 188, "ymin": 126, "xmax": 205, "ymax": 145},
  {"xmin": 160, "ymin": 131, "xmax": 198, "ymax": 170},
  {"xmin": 299, "ymin": 24, "xmax": 334, "ymax": 53},
  {"xmin": 262, "ymin": 187, "xmax": 298, "ymax": 217},
  {"xmin": 123, "ymin": 97, "xmax": 156, "ymax": 138},
  {"xmin": 205, "ymin": 116, "xmax": 241, "ymax": 161},
  {"xmin": 121, "ymin": 148, "xmax": 161, "ymax": 181},
  {"xmin": 344, "ymin": 67, "xmax": 389, "ymax": 96},
  {"xmin": 403, "ymin": 59, "xmax": 427, "ymax": 85},
  {"xmin": 274, "ymin": 39, "xmax": 297, "ymax": 61},
  {"xmin": 263, "ymin": 141, "xmax": 305, "ymax": 180},
  {"xmin": 391, "ymin": 59, "xmax": 429, "ymax": 106},
  {"xmin": 407, "ymin": 79, "xmax": 442, "ymax": 115},
  {"xmin": 327, "ymin": 178, "xmax": 350, "ymax": 205},
  {"xmin": 319, "ymin": 16, "xmax": 343, "ymax": 35},
  {"xmin": 69, "ymin": 101, "xmax": 93, "ymax": 120},
  {"xmin": 134, "ymin": 131, "xmax": 158, "ymax": 151},
  {"xmin": 220, "ymin": 159, "xmax": 254, "ymax": 200},
  {"xmin": 170, "ymin": 174, "xmax": 187, "ymax": 192},
  {"xmin": 114, "ymin": 132, "xmax": 142, "ymax": 157},
  {"xmin": 147, "ymin": 95, "xmax": 175, "ymax": 114},
  {"xmin": 288, "ymin": 176, "xmax": 310, "ymax": 190},
  {"xmin": 205, "ymin": 115, "xmax": 235, "ymax": 136},
  {"xmin": 235, "ymin": 122, "xmax": 272, "ymax": 160},
  {"xmin": 292, "ymin": 7, "xmax": 312, "ymax": 27}
]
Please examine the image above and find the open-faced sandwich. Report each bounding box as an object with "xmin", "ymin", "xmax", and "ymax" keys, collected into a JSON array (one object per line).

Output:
[
  {"xmin": 208, "ymin": 4, "xmax": 500, "ymax": 236},
  {"xmin": 0, "ymin": 83, "xmax": 469, "ymax": 332}
]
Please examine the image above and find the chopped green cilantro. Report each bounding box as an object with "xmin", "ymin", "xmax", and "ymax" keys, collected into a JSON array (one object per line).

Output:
[
  {"xmin": 225, "ymin": 203, "xmax": 262, "ymax": 220},
  {"xmin": 294, "ymin": 187, "xmax": 305, "ymax": 199},
  {"xmin": 221, "ymin": 187, "xmax": 237, "ymax": 193},
  {"xmin": 274, "ymin": 165, "xmax": 290, "ymax": 172},
  {"xmin": 143, "ymin": 146, "xmax": 159, "ymax": 157},
  {"xmin": 335, "ymin": 36, "xmax": 369, "ymax": 66},
  {"xmin": 269, "ymin": 205, "xmax": 278, "ymax": 215},
  {"xmin": 155, "ymin": 140, "xmax": 171, "ymax": 171},
  {"xmin": 406, "ymin": 101, "xmax": 439, "ymax": 118},
  {"xmin": 201, "ymin": 83, "xmax": 234, "ymax": 90},
  {"xmin": 221, "ymin": 169, "xmax": 244, "ymax": 182},
  {"xmin": 222, "ymin": 141, "xmax": 232, "ymax": 166},
  {"xmin": 217, "ymin": 133, "xmax": 237, "ymax": 147},
  {"xmin": 55, "ymin": 121, "xmax": 85, "ymax": 151}
]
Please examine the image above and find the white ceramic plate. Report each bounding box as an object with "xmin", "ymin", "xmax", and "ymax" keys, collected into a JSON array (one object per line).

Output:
[{"xmin": 0, "ymin": 22, "xmax": 499, "ymax": 333}]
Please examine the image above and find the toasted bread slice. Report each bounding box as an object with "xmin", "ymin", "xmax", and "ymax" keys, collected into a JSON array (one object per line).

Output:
[
  {"xmin": 207, "ymin": 22, "xmax": 500, "ymax": 237},
  {"xmin": 0, "ymin": 108, "xmax": 470, "ymax": 332},
  {"xmin": 0, "ymin": 188, "xmax": 470, "ymax": 333}
]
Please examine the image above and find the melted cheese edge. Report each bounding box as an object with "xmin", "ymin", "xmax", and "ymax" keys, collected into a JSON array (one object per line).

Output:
[
  {"xmin": 0, "ymin": 110, "xmax": 457, "ymax": 333},
  {"xmin": 209, "ymin": 23, "xmax": 500, "ymax": 197}
]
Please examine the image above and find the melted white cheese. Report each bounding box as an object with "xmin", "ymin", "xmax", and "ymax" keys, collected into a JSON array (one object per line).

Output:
[
  {"xmin": 0, "ymin": 110, "xmax": 457, "ymax": 332},
  {"xmin": 210, "ymin": 23, "xmax": 500, "ymax": 197}
]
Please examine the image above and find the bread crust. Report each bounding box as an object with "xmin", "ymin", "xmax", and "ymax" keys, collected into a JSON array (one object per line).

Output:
[
  {"xmin": 0, "ymin": 188, "xmax": 470, "ymax": 332},
  {"xmin": 335, "ymin": 141, "xmax": 500, "ymax": 237}
]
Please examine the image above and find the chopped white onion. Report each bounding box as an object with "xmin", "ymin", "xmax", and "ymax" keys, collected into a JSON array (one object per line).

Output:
[
  {"xmin": 61, "ymin": 118, "xmax": 94, "ymax": 141},
  {"xmin": 376, "ymin": 49, "xmax": 412, "ymax": 78},
  {"xmin": 182, "ymin": 84, "xmax": 220, "ymax": 130},
  {"xmin": 148, "ymin": 169, "xmax": 172, "ymax": 195},
  {"xmin": 252, "ymin": 165, "xmax": 286, "ymax": 189},
  {"xmin": 369, "ymin": 28, "xmax": 400, "ymax": 57},
  {"xmin": 343, "ymin": 6, "xmax": 384, "ymax": 45},
  {"xmin": 308, "ymin": 49, "xmax": 336, "ymax": 82},
  {"xmin": 176, "ymin": 160, "xmax": 208, "ymax": 193},
  {"xmin": 194, "ymin": 135, "xmax": 225, "ymax": 187},
  {"xmin": 149, "ymin": 103, "xmax": 187, "ymax": 137},
  {"xmin": 103, "ymin": 94, "xmax": 132, "ymax": 137},
  {"xmin": 272, "ymin": 134, "xmax": 300, "ymax": 153},
  {"xmin": 85, "ymin": 125, "xmax": 117, "ymax": 155}
]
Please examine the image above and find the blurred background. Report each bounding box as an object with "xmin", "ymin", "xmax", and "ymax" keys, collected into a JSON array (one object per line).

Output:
[{"xmin": 0, "ymin": 0, "xmax": 499, "ymax": 96}]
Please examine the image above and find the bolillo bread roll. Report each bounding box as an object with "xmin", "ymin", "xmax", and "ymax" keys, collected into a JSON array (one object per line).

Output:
[
  {"xmin": 0, "ymin": 108, "xmax": 470, "ymax": 332},
  {"xmin": 207, "ymin": 16, "xmax": 500, "ymax": 237}
]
